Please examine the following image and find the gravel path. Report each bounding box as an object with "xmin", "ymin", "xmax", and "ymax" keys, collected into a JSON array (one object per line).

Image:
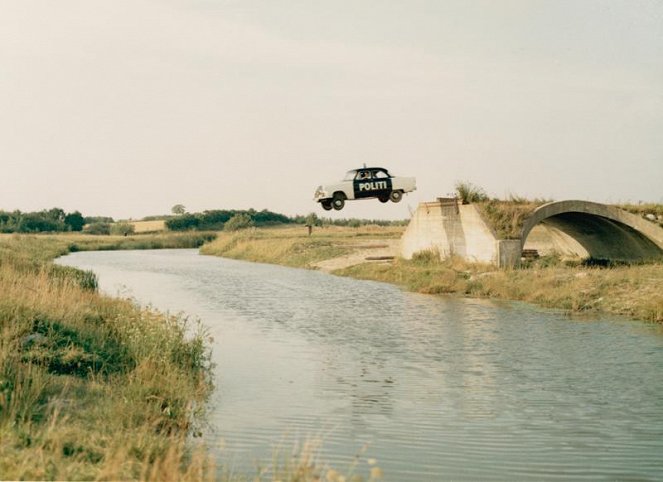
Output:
[{"xmin": 312, "ymin": 239, "xmax": 399, "ymax": 272}]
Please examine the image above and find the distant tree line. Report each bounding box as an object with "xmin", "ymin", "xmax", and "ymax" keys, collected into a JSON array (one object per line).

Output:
[
  {"xmin": 166, "ymin": 209, "xmax": 408, "ymax": 231},
  {"xmin": 0, "ymin": 206, "xmax": 408, "ymax": 235},
  {"xmin": 0, "ymin": 208, "xmax": 85, "ymax": 233},
  {"xmin": 166, "ymin": 209, "xmax": 291, "ymax": 231}
]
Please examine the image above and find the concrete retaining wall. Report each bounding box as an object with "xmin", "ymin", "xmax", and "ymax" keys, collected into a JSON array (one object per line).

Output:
[
  {"xmin": 400, "ymin": 199, "xmax": 497, "ymax": 263},
  {"xmin": 497, "ymin": 240, "xmax": 522, "ymax": 268}
]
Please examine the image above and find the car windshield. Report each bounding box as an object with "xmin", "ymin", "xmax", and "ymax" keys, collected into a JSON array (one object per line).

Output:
[{"xmin": 342, "ymin": 170, "xmax": 357, "ymax": 181}]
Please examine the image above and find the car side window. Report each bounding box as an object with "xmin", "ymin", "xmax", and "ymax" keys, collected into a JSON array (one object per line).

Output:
[
  {"xmin": 357, "ymin": 170, "xmax": 371, "ymax": 180},
  {"xmin": 374, "ymin": 170, "xmax": 388, "ymax": 179}
]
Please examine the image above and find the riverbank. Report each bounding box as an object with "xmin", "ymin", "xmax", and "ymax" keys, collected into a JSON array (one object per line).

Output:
[
  {"xmin": 0, "ymin": 233, "xmax": 217, "ymax": 480},
  {"xmin": 201, "ymin": 226, "xmax": 663, "ymax": 323},
  {"xmin": 1, "ymin": 232, "xmax": 378, "ymax": 481}
]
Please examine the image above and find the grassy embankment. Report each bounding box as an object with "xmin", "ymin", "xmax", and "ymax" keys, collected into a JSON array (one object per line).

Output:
[
  {"xmin": 1, "ymin": 231, "xmax": 384, "ymax": 481},
  {"xmin": 200, "ymin": 225, "xmax": 403, "ymax": 267},
  {"xmin": 474, "ymin": 198, "xmax": 663, "ymax": 239},
  {"xmin": 0, "ymin": 232, "xmax": 218, "ymax": 480},
  {"xmin": 202, "ymin": 226, "xmax": 663, "ymax": 323}
]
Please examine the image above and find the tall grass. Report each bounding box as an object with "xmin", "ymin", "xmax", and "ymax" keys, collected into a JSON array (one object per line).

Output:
[
  {"xmin": 338, "ymin": 253, "xmax": 663, "ymax": 323},
  {"xmin": 475, "ymin": 199, "xmax": 541, "ymax": 239},
  {"xmin": 618, "ymin": 203, "xmax": 663, "ymax": 227},
  {"xmin": 0, "ymin": 234, "xmax": 215, "ymax": 479},
  {"xmin": 454, "ymin": 181, "xmax": 488, "ymax": 204}
]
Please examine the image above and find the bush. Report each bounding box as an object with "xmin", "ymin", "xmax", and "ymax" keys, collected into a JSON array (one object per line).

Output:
[
  {"xmin": 64, "ymin": 211, "xmax": 85, "ymax": 231},
  {"xmin": 455, "ymin": 181, "xmax": 488, "ymax": 204},
  {"xmin": 165, "ymin": 214, "xmax": 200, "ymax": 231},
  {"xmin": 84, "ymin": 223, "xmax": 111, "ymax": 235},
  {"xmin": 198, "ymin": 210, "xmax": 233, "ymax": 230},
  {"xmin": 0, "ymin": 209, "xmax": 89, "ymax": 233},
  {"xmin": 348, "ymin": 219, "xmax": 361, "ymax": 228},
  {"xmin": 110, "ymin": 222, "xmax": 135, "ymax": 236},
  {"xmin": 411, "ymin": 249, "xmax": 441, "ymax": 265},
  {"xmin": 17, "ymin": 213, "xmax": 64, "ymax": 232},
  {"xmin": 48, "ymin": 264, "xmax": 98, "ymax": 291},
  {"xmin": 251, "ymin": 209, "xmax": 290, "ymax": 225},
  {"xmin": 224, "ymin": 213, "xmax": 255, "ymax": 231}
]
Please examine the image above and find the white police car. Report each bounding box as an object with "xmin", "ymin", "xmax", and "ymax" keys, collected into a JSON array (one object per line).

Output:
[{"xmin": 314, "ymin": 167, "xmax": 416, "ymax": 211}]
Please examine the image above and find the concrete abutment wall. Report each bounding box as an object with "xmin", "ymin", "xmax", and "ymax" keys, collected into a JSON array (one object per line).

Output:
[{"xmin": 400, "ymin": 199, "xmax": 499, "ymax": 264}]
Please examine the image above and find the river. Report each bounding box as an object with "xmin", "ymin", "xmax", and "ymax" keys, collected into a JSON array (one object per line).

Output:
[{"xmin": 57, "ymin": 249, "xmax": 663, "ymax": 480}]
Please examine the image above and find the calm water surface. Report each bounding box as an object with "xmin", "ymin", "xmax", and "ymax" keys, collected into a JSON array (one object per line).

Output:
[{"xmin": 57, "ymin": 249, "xmax": 663, "ymax": 480}]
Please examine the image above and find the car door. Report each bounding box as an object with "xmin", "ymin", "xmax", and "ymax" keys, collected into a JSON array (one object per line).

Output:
[{"xmin": 353, "ymin": 169, "xmax": 392, "ymax": 199}]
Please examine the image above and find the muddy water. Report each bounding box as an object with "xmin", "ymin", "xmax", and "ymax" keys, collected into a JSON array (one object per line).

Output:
[{"xmin": 57, "ymin": 249, "xmax": 663, "ymax": 480}]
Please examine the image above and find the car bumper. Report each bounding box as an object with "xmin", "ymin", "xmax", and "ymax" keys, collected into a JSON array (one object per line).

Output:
[{"xmin": 313, "ymin": 189, "xmax": 329, "ymax": 201}]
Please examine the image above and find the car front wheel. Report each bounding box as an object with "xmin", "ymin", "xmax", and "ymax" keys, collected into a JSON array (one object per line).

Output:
[
  {"xmin": 332, "ymin": 193, "xmax": 346, "ymax": 210},
  {"xmin": 390, "ymin": 190, "xmax": 403, "ymax": 203}
]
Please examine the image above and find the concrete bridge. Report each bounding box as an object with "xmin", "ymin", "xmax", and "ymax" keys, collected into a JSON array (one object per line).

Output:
[{"xmin": 400, "ymin": 199, "xmax": 663, "ymax": 267}]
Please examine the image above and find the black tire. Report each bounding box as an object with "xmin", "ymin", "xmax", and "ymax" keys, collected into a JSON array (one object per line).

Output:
[
  {"xmin": 378, "ymin": 195, "xmax": 389, "ymax": 203},
  {"xmin": 321, "ymin": 201, "xmax": 332, "ymax": 211},
  {"xmin": 390, "ymin": 190, "xmax": 403, "ymax": 203},
  {"xmin": 332, "ymin": 192, "xmax": 346, "ymax": 210}
]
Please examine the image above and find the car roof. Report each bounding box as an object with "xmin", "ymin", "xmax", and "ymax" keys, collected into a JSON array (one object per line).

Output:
[{"xmin": 349, "ymin": 167, "xmax": 389, "ymax": 173}]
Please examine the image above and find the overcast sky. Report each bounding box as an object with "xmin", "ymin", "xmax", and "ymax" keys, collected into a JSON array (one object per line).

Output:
[{"xmin": 1, "ymin": 0, "xmax": 661, "ymax": 220}]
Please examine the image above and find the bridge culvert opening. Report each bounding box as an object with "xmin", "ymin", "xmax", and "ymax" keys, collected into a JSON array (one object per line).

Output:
[{"xmin": 523, "ymin": 212, "xmax": 662, "ymax": 264}]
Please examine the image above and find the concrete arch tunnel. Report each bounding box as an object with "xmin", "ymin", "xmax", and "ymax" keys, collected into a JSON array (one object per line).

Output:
[
  {"xmin": 521, "ymin": 201, "xmax": 663, "ymax": 263},
  {"xmin": 399, "ymin": 198, "xmax": 663, "ymax": 267}
]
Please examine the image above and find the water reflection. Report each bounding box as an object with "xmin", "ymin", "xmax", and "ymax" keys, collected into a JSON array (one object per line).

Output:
[{"xmin": 57, "ymin": 249, "xmax": 663, "ymax": 481}]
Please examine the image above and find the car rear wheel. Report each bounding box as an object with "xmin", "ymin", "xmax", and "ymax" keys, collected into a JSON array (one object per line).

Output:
[
  {"xmin": 321, "ymin": 201, "xmax": 332, "ymax": 211},
  {"xmin": 378, "ymin": 195, "xmax": 389, "ymax": 203},
  {"xmin": 390, "ymin": 190, "xmax": 403, "ymax": 203},
  {"xmin": 332, "ymin": 193, "xmax": 346, "ymax": 210}
]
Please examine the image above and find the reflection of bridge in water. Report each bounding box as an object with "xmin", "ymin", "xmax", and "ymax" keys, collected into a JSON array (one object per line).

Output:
[{"xmin": 400, "ymin": 199, "xmax": 663, "ymax": 267}]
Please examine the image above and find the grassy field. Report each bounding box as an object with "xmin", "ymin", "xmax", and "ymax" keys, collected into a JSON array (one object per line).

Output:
[
  {"xmin": 130, "ymin": 219, "xmax": 167, "ymax": 233},
  {"xmin": 200, "ymin": 225, "xmax": 404, "ymax": 268},
  {"xmin": 203, "ymin": 226, "xmax": 663, "ymax": 323}
]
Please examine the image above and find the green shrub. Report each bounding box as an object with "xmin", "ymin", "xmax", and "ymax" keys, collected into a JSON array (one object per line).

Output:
[
  {"xmin": 224, "ymin": 213, "xmax": 255, "ymax": 231},
  {"xmin": 83, "ymin": 223, "xmax": 111, "ymax": 235},
  {"xmin": 455, "ymin": 181, "xmax": 488, "ymax": 204},
  {"xmin": 64, "ymin": 211, "xmax": 85, "ymax": 232},
  {"xmin": 48, "ymin": 265, "xmax": 98, "ymax": 291},
  {"xmin": 165, "ymin": 214, "xmax": 200, "ymax": 231},
  {"xmin": 411, "ymin": 249, "xmax": 441, "ymax": 265},
  {"xmin": 110, "ymin": 222, "xmax": 135, "ymax": 236}
]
